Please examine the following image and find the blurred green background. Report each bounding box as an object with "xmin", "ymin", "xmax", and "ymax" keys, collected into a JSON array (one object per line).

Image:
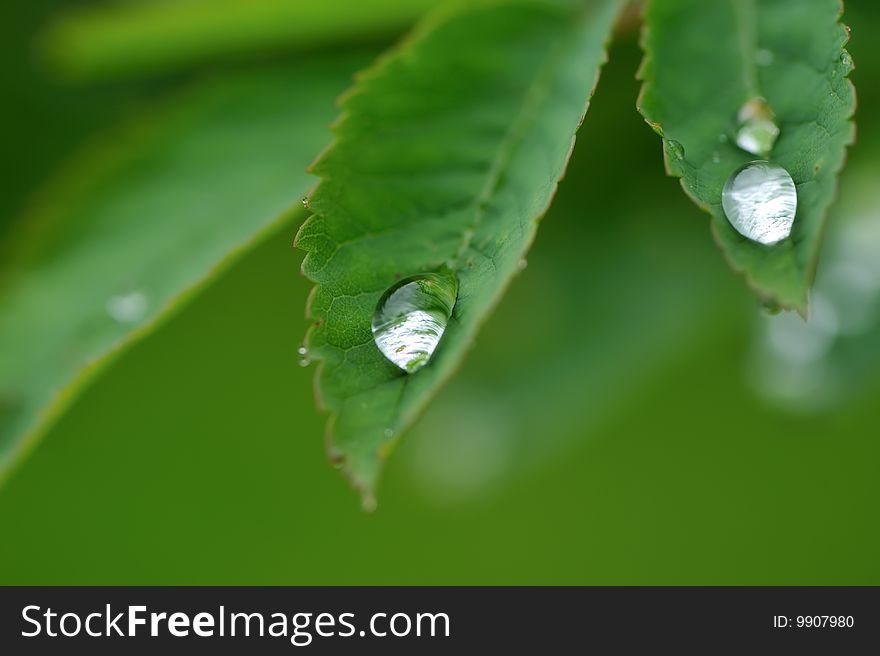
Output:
[{"xmin": 1, "ymin": 0, "xmax": 879, "ymax": 584}]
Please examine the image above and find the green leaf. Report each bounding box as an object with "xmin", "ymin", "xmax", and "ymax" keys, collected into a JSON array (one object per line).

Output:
[
  {"xmin": 40, "ymin": 0, "xmax": 440, "ymax": 81},
  {"xmin": 0, "ymin": 55, "xmax": 367, "ymax": 482},
  {"xmin": 296, "ymin": 0, "xmax": 622, "ymax": 503},
  {"xmin": 637, "ymin": 0, "xmax": 856, "ymax": 311}
]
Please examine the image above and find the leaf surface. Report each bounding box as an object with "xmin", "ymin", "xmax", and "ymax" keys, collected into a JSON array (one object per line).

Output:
[
  {"xmin": 296, "ymin": 0, "xmax": 622, "ymax": 501},
  {"xmin": 0, "ymin": 55, "xmax": 365, "ymax": 481},
  {"xmin": 638, "ymin": 0, "xmax": 856, "ymax": 310}
]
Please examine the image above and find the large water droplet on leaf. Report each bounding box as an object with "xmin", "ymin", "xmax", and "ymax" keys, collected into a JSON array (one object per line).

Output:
[
  {"xmin": 372, "ymin": 270, "xmax": 458, "ymax": 373},
  {"xmin": 735, "ymin": 98, "xmax": 780, "ymax": 157},
  {"xmin": 722, "ymin": 161, "xmax": 797, "ymax": 245}
]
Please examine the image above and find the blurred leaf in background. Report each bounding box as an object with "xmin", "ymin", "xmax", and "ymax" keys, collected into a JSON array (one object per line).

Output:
[
  {"xmin": 0, "ymin": 0, "xmax": 879, "ymax": 585},
  {"xmin": 39, "ymin": 0, "xmax": 440, "ymax": 81},
  {"xmin": 0, "ymin": 56, "xmax": 367, "ymax": 481}
]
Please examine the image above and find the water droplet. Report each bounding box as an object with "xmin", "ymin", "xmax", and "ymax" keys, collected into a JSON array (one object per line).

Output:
[
  {"xmin": 301, "ymin": 196, "xmax": 310, "ymax": 209},
  {"xmin": 666, "ymin": 139, "xmax": 685, "ymax": 160},
  {"xmin": 722, "ymin": 161, "xmax": 797, "ymax": 245},
  {"xmin": 755, "ymin": 48, "xmax": 774, "ymax": 66},
  {"xmin": 298, "ymin": 356, "xmax": 311, "ymax": 367},
  {"xmin": 840, "ymin": 50, "xmax": 854, "ymax": 73},
  {"xmin": 517, "ymin": 258, "xmax": 528, "ymax": 271},
  {"xmin": 106, "ymin": 290, "xmax": 148, "ymax": 323},
  {"xmin": 383, "ymin": 428, "xmax": 394, "ymax": 439},
  {"xmin": 297, "ymin": 345, "xmax": 308, "ymax": 356},
  {"xmin": 371, "ymin": 269, "xmax": 458, "ymax": 373},
  {"xmin": 735, "ymin": 98, "xmax": 780, "ymax": 157}
]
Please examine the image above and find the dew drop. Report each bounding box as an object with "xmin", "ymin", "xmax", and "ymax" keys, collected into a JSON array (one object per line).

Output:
[
  {"xmin": 371, "ymin": 269, "xmax": 458, "ymax": 373},
  {"xmin": 106, "ymin": 290, "xmax": 148, "ymax": 323},
  {"xmin": 755, "ymin": 48, "xmax": 774, "ymax": 66},
  {"xmin": 517, "ymin": 258, "xmax": 528, "ymax": 271},
  {"xmin": 840, "ymin": 50, "xmax": 854, "ymax": 73},
  {"xmin": 666, "ymin": 139, "xmax": 685, "ymax": 160},
  {"xmin": 735, "ymin": 98, "xmax": 780, "ymax": 157},
  {"xmin": 722, "ymin": 161, "xmax": 797, "ymax": 245},
  {"xmin": 383, "ymin": 428, "xmax": 394, "ymax": 439},
  {"xmin": 297, "ymin": 345, "xmax": 308, "ymax": 356},
  {"xmin": 301, "ymin": 196, "xmax": 310, "ymax": 209}
]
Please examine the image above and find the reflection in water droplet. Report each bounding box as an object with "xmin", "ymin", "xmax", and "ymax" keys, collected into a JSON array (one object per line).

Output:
[
  {"xmin": 106, "ymin": 290, "xmax": 148, "ymax": 323},
  {"xmin": 666, "ymin": 139, "xmax": 685, "ymax": 160},
  {"xmin": 372, "ymin": 270, "xmax": 458, "ymax": 373},
  {"xmin": 755, "ymin": 48, "xmax": 774, "ymax": 66},
  {"xmin": 735, "ymin": 98, "xmax": 780, "ymax": 157},
  {"xmin": 722, "ymin": 161, "xmax": 797, "ymax": 245},
  {"xmin": 840, "ymin": 50, "xmax": 854, "ymax": 73}
]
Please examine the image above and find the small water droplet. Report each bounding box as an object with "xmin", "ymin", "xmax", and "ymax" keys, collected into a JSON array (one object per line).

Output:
[
  {"xmin": 371, "ymin": 269, "xmax": 458, "ymax": 373},
  {"xmin": 297, "ymin": 345, "xmax": 308, "ymax": 356},
  {"xmin": 666, "ymin": 139, "xmax": 685, "ymax": 160},
  {"xmin": 298, "ymin": 357, "xmax": 311, "ymax": 367},
  {"xmin": 755, "ymin": 48, "xmax": 774, "ymax": 66},
  {"xmin": 301, "ymin": 196, "xmax": 310, "ymax": 209},
  {"xmin": 517, "ymin": 258, "xmax": 528, "ymax": 271},
  {"xmin": 106, "ymin": 290, "xmax": 148, "ymax": 323},
  {"xmin": 735, "ymin": 98, "xmax": 780, "ymax": 157},
  {"xmin": 840, "ymin": 50, "xmax": 854, "ymax": 73},
  {"xmin": 722, "ymin": 161, "xmax": 797, "ymax": 245},
  {"xmin": 383, "ymin": 428, "xmax": 394, "ymax": 439}
]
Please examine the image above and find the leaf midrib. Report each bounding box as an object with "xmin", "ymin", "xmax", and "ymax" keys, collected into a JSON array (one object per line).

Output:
[
  {"xmin": 733, "ymin": 0, "xmax": 760, "ymax": 98},
  {"xmin": 452, "ymin": 9, "xmax": 585, "ymax": 265},
  {"xmin": 388, "ymin": 7, "xmax": 595, "ymax": 425}
]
